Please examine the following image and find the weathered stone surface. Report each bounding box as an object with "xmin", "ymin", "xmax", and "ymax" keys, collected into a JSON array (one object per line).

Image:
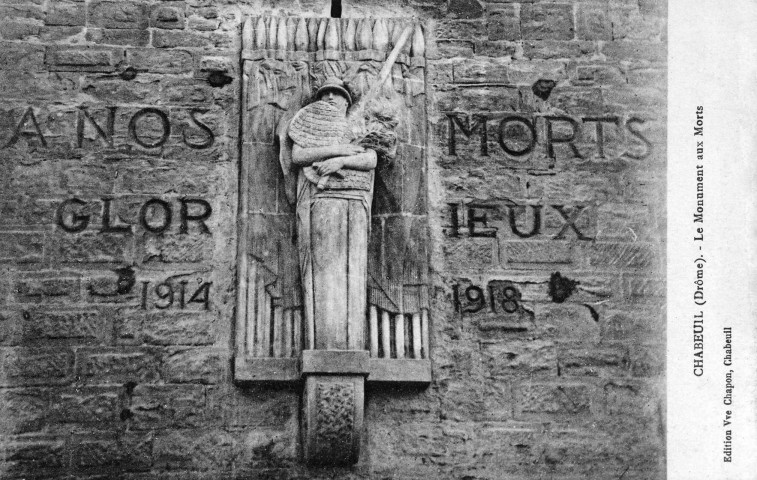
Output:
[
  {"xmin": 48, "ymin": 233, "xmax": 130, "ymax": 263},
  {"xmin": 162, "ymin": 347, "xmax": 225, "ymax": 384},
  {"xmin": 76, "ymin": 347, "xmax": 161, "ymax": 384},
  {"xmin": 21, "ymin": 309, "xmax": 111, "ymax": 342},
  {"xmin": 46, "ymin": 2, "xmax": 85, "ymax": 26},
  {"xmin": 0, "ymin": 233, "xmax": 44, "ymax": 262},
  {"xmin": 46, "ymin": 47, "xmax": 119, "ymax": 72},
  {"xmin": 521, "ymin": 4, "xmax": 574, "ymax": 41},
  {"xmin": 576, "ymin": 4, "xmax": 611, "ymax": 41},
  {"xmin": 86, "ymin": 28, "xmax": 151, "ymax": 46},
  {"xmin": 453, "ymin": 59, "xmax": 509, "ymax": 84},
  {"xmin": 49, "ymin": 386, "xmax": 121, "ymax": 426},
  {"xmin": 558, "ymin": 344, "xmax": 629, "ymax": 377},
  {"xmin": 153, "ymin": 429, "xmax": 249, "ymax": 471},
  {"xmin": 126, "ymin": 48, "xmax": 194, "ymax": 74},
  {"xmin": 71, "ymin": 432, "xmax": 153, "ymax": 470},
  {"xmin": 89, "ymin": 1, "xmax": 149, "ymax": 30},
  {"xmin": 151, "ymin": 3, "xmax": 186, "ymax": 30},
  {"xmin": 481, "ymin": 339, "xmax": 557, "ymax": 376},
  {"xmin": 117, "ymin": 311, "xmax": 214, "ymax": 346},
  {"xmin": 3, "ymin": 437, "xmax": 66, "ymax": 472},
  {"xmin": 487, "ymin": 5, "xmax": 519, "ymax": 41},
  {"xmin": 0, "ymin": 388, "xmax": 49, "ymax": 433},
  {"xmin": 505, "ymin": 241, "xmax": 573, "ymax": 264},
  {"xmin": 443, "ymin": 237, "xmax": 495, "ymax": 269},
  {"xmin": 0, "ymin": 347, "xmax": 74, "ymax": 386},
  {"xmin": 13, "ymin": 273, "xmax": 81, "ymax": 303},
  {"xmin": 515, "ymin": 382, "xmax": 593, "ymax": 417},
  {"xmin": 130, "ymin": 384, "xmax": 206, "ymax": 429},
  {"xmin": 0, "ymin": 2, "xmax": 666, "ymax": 477}
]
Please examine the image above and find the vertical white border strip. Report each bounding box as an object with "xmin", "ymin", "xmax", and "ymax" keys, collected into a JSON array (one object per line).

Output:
[{"xmin": 668, "ymin": 1, "xmax": 757, "ymax": 479}]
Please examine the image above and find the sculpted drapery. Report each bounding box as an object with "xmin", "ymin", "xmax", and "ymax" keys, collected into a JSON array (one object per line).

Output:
[{"xmin": 282, "ymin": 78, "xmax": 378, "ymax": 350}]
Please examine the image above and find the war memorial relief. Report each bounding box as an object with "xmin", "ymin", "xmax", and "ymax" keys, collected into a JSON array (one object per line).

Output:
[{"xmin": 0, "ymin": 0, "xmax": 666, "ymax": 477}]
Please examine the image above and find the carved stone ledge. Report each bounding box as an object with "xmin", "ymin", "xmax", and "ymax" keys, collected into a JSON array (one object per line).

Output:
[{"xmin": 233, "ymin": 355, "xmax": 431, "ymax": 385}]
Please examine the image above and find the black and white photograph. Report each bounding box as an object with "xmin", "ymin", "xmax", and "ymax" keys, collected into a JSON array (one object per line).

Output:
[{"xmin": 0, "ymin": 0, "xmax": 753, "ymax": 478}]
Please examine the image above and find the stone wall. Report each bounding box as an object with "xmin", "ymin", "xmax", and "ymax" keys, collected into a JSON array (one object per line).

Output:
[{"xmin": 0, "ymin": 0, "xmax": 666, "ymax": 478}]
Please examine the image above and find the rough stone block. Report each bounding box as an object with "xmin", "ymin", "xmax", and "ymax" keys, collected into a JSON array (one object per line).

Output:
[
  {"xmin": 437, "ymin": 85, "xmax": 520, "ymax": 111},
  {"xmin": 0, "ymin": 310, "xmax": 22, "ymax": 345},
  {"xmin": 81, "ymin": 76, "xmax": 161, "ymax": 104},
  {"xmin": 0, "ymin": 196, "xmax": 52, "ymax": 227},
  {"xmin": 474, "ymin": 40, "xmax": 517, "ymax": 58},
  {"xmin": 558, "ymin": 345, "xmax": 629, "ymax": 377},
  {"xmin": 21, "ymin": 309, "xmax": 111, "ymax": 342},
  {"xmin": 162, "ymin": 347, "xmax": 225, "ymax": 384},
  {"xmin": 153, "ymin": 429, "xmax": 248, "ymax": 471},
  {"xmin": 39, "ymin": 25, "xmax": 85, "ymax": 43},
  {"xmin": 187, "ymin": 14, "xmax": 218, "ymax": 31},
  {"xmin": 0, "ymin": 388, "xmax": 49, "ymax": 433},
  {"xmin": 439, "ymin": 378, "xmax": 486, "ymax": 421},
  {"xmin": 600, "ymin": 41, "xmax": 666, "ymax": 64},
  {"xmin": 521, "ymin": 4, "xmax": 575, "ymax": 41},
  {"xmin": 629, "ymin": 344, "xmax": 664, "ymax": 377},
  {"xmin": 86, "ymin": 28, "xmax": 150, "ymax": 46},
  {"xmin": 610, "ymin": 6, "xmax": 665, "ymax": 42},
  {"xmin": 208, "ymin": 385, "xmax": 297, "ymax": 428},
  {"xmin": 447, "ymin": 0, "xmax": 483, "ymax": 19},
  {"xmin": 0, "ymin": 42, "xmax": 45, "ymax": 70},
  {"xmin": 13, "ymin": 274, "xmax": 81, "ymax": 303},
  {"xmin": 117, "ymin": 312, "xmax": 214, "ymax": 346},
  {"xmin": 453, "ymin": 59, "xmax": 509, "ymax": 84},
  {"xmin": 427, "ymin": 62, "xmax": 454, "ymax": 84},
  {"xmin": 487, "ymin": 5, "xmax": 519, "ymax": 41},
  {"xmin": 435, "ymin": 20, "xmax": 486, "ymax": 40},
  {"xmin": 481, "ymin": 339, "xmax": 557, "ymax": 376},
  {"xmin": 151, "ymin": 3, "xmax": 186, "ymax": 29},
  {"xmin": 533, "ymin": 303, "xmax": 601, "ymax": 342},
  {"xmin": 3, "ymin": 437, "xmax": 66, "ymax": 472},
  {"xmin": 126, "ymin": 48, "xmax": 193, "ymax": 74},
  {"xmin": 130, "ymin": 384, "xmax": 205, "ymax": 429},
  {"xmin": 588, "ymin": 242, "xmax": 659, "ymax": 270},
  {"xmin": 623, "ymin": 276, "xmax": 665, "ymax": 299},
  {"xmin": 601, "ymin": 306, "xmax": 664, "ymax": 343},
  {"xmin": 505, "ymin": 241, "xmax": 573, "ymax": 264},
  {"xmin": 71, "ymin": 432, "xmax": 152, "ymax": 470},
  {"xmin": 576, "ymin": 4, "xmax": 611, "ymax": 41},
  {"xmin": 435, "ymin": 40, "xmax": 474, "ymax": 58},
  {"xmin": 572, "ymin": 64, "xmax": 626, "ymax": 87},
  {"xmin": 48, "ymin": 233, "xmax": 130, "ymax": 264},
  {"xmin": 0, "ymin": 20, "xmax": 40, "ymax": 40},
  {"xmin": 49, "ymin": 386, "xmax": 121, "ymax": 425},
  {"xmin": 522, "ymin": 40, "xmax": 595, "ymax": 60},
  {"xmin": 152, "ymin": 30, "xmax": 214, "ymax": 49},
  {"xmin": 443, "ymin": 237, "xmax": 495, "ymax": 270},
  {"xmin": 604, "ymin": 380, "xmax": 660, "ymax": 418},
  {"xmin": 45, "ymin": 47, "xmax": 118, "ymax": 72},
  {"xmin": 89, "ymin": 1, "xmax": 149, "ymax": 30},
  {"xmin": 0, "ymin": 347, "xmax": 74, "ymax": 386},
  {"xmin": 0, "ymin": 4, "xmax": 45, "ymax": 21},
  {"xmin": 46, "ymin": 2, "xmax": 85, "ymax": 26},
  {"xmin": 118, "ymin": 163, "xmax": 212, "ymax": 194},
  {"xmin": 0, "ymin": 233, "xmax": 43, "ymax": 262},
  {"xmin": 76, "ymin": 347, "xmax": 160, "ymax": 384},
  {"xmin": 139, "ymin": 234, "xmax": 214, "ymax": 263},
  {"xmin": 515, "ymin": 382, "xmax": 593, "ymax": 417}
]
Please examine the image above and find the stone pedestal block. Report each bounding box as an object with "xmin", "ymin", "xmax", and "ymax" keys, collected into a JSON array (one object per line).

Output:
[{"xmin": 302, "ymin": 373, "xmax": 365, "ymax": 466}]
